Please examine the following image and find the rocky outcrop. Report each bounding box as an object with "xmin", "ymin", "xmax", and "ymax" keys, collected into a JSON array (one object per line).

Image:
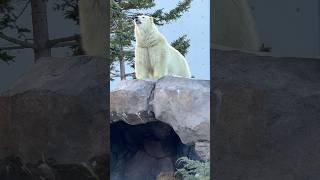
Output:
[
  {"xmin": 212, "ymin": 49, "xmax": 320, "ymax": 180},
  {"xmin": 0, "ymin": 56, "xmax": 108, "ymax": 172},
  {"xmin": 0, "ymin": 154, "xmax": 108, "ymax": 180},
  {"xmin": 110, "ymin": 76, "xmax": 210, "ymax": 180}
]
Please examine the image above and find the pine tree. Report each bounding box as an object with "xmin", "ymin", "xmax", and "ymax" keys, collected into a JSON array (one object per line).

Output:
[
  {"xmin": 0, "ymin": 0, "xmax": 81, "ymax": 63},
  {"xmin": 111, "ymin": 0, "xmax": 192, "ymax": 80}
]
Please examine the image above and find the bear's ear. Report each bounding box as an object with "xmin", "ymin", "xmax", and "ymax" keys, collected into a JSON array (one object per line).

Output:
[{"xmin": 150, "ymin": 16, "xmax": 154, "ymax": 22}]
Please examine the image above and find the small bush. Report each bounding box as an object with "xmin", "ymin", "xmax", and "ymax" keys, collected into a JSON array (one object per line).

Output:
[{"xmin": 175, "ymin": 157, "xmax": 210, "ymax": 180}]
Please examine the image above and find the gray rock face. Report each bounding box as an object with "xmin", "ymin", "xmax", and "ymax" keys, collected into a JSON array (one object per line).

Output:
[
  {"xmin": 110, "ymin": 76, "xmax": 210, "ymax": 156},
  {"xmin": 152, "ymin": 76, "xmax": 210, "ymax": 145},
  {"xmin": 110, "ymin": 76, "xmax": 210, "ymax": 180},
  {"xmin": 213, "ymin": 49, "xmax": 320, "ymax": 180},
  {"xmin": 110, "ymin": 79, "xmax": 156, "ymax": 124},
  {"xmin": 0, "ymin": 56, "xmax": 108, "ymax": 164}
]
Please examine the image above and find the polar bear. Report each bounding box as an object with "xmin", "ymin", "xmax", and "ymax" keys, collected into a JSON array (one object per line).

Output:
[
  {"xmin": 79, "ymin": 0, "xmax": 107, "ymax": 57},
  {"xmin": 213, "ymin": 0, "xmax": 261, "ymax": 51},
  {"xmin": 134, "ymin": 15, "xmax": 191, "ymax": 79}
]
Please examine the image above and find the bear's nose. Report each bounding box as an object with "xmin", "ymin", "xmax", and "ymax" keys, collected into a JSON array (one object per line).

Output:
[{"xmin": 134, "ymin": 16, "xmax": 139, "ymax": 21}]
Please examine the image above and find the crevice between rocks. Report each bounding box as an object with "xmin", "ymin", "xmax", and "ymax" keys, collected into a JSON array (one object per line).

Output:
[{"xmin": 146, "ymin": 80, "xmax": 156, "ymax": 115}]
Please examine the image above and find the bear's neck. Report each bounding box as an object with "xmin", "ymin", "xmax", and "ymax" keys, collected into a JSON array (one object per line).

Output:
[{"xmin": 135, "ymin": 28, "xmax": 164, "ymax": 48}]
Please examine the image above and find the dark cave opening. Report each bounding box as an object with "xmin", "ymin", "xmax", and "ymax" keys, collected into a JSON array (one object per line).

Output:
[{"xmin": 110, "ymin": 121, "xmax": 199, "ymax": 180}]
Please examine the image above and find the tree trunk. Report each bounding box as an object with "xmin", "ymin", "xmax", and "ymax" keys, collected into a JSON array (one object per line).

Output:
[
  {"xmin": 119, "ymin": 14, "xmax": 126, "ymax": 80},
  {"xmin": 31, "ymin": 0, "xmax": 50, "ymax": 61},
  {"xmin": 119, "ymin": 45, "xmax": 126, "ymax": 80}
]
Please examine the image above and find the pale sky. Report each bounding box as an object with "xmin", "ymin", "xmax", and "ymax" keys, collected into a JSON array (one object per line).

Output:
[{"xmin": 248, "ymin": 0, "xmax": 319, "ymax": 58}]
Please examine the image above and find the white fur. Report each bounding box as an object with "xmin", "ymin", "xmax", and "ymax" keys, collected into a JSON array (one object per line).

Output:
[
  {"xmin": 213, "ymin": 0, "xmax": 260, "ymax": 51},
  {"xmin": 134, "ymin": 15, "xmax": 191, "ymax": 79},
  {"xmin": 79, "ymin": 0, "xmax": 107, "ymax": 57}
]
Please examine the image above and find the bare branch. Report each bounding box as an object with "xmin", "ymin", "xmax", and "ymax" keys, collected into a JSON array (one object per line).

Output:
[
  {"xmin": 15, "ymin": 0, "xmax": 31, "ymax": 20},
  {"xmin": 111, "ymin": 72, "xmax": 135, "ymax": 78},
  {"xmin": 0, "ymin": 32, "xmax": 34, "ymax": 48},
  {"xmin": 49, "ymin": 34, "xmax": 80, "ymax": 47},
  {"xmin": 51, "ymin": 41, "xmax": 79, "ymax": 48},
  {"xmin": 0, "ymin": 45, "xmax": 31, "ymax": 51}
]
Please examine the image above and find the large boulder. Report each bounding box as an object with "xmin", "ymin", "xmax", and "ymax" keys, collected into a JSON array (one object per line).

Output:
[
  {"xmin": 110, "ymin": 76, "xmax": 210, "ymax": 180},
  {"xmin": 212, "ymin": 49, "xmax": 320, "ymax": 180},
  {"xmin": 0, "ymin": 56, "xmax": 108, "ymax": 165},
  {"xmin": 110, "ymin": 79, "xmax": 156, "ymax": 124},
  {"xmin": 110, "ymin": 76, "xmax": 210, "ymax": 158},
  {"xmin": 152, "ymin": 76, "xmax": 210, "ymax": 146}
]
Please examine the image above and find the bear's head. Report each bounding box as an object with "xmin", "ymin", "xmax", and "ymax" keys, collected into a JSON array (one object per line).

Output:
[{"xmin": 134, "ymin": 15, "xmax": 156, "ymax": 33}]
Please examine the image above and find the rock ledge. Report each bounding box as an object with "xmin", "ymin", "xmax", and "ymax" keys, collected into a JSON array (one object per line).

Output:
[{"xmin": 110, "ymin": 76, "xmax": 210, "ymax": 160}]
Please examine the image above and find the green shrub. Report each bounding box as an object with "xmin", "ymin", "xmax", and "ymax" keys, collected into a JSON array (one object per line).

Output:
[{"xmin": 175, "ymin": 157, "xmax": 210, "ymax": 180}]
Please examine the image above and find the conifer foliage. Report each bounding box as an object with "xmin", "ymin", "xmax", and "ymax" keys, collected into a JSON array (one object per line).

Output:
[{"xmin": 111, "ymin": 0, "xmax": 192, "ymax": 80}]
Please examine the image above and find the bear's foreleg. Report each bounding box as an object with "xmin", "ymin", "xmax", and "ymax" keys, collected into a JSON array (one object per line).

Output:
[
  {"xmin": 149, "ymin": 46, "xmax": 168, "ymax": 78},
  {"xmin": 135, "ymin": 47, "xmax": 151, "ymax": 79},
  {"xmin": 135, "ymin": 62, "xmax": 150, "ymax": 79},
  {"xmin": 152, "ymin": 62, "xmax": 168, "ymax": 78}
]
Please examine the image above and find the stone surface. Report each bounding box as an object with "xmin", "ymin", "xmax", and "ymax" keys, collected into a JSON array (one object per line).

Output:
[
  {"xmin": 110, "ymin": 76, "xmax": 210, "ymax": 180},
  {"xmin": 195, "ymin": 142, "xmax": 210, "ymax": 161},
  {"xmin": 212, "ymin": 49, "xmax": 320, "ymax": 180},
  {"xmin": 110, "ymin": 79, "xmax": 156, "ymax": 124},
  {"xmin": 152, "ymin": 76, "xmax": 210, "ymax": 145},
  {"xmin": 0, "ymin": 154, "xmax": 108, "ymax": 180},
  {"xmin": 110, "ymin": 76, "xmax": 210, "ymax": 160},
  {"xmin": 0, "ymin": 97, "xmax": 14, "ymax": 157},
  {"xmin": 0, "ymin": 56, "xmax": 108, "ymax": 164}
]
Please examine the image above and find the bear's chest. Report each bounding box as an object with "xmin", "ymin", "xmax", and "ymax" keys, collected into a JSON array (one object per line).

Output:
[{"xmin": 138, "ymin": 46, "xmax": 165, "ymax": 65}]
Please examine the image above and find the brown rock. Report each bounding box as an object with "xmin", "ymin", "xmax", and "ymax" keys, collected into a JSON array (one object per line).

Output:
[
  {"xmin": 110, "ymin": 76, "xmax": 210, "ymax": 161},
  {"xmin": 1, "ymin": 56, "xmax": 108, "ymax": 164},
  {"xmin": 213, "ymin": 49, "xmax": 320, "ymax": 180},
  {"xmin": 156, "ymin": 171, "xmax": 179, "ymax": 180},
  {"xmin": 0, "ymin": 97, "xmax": 14, "ymax": 157}
]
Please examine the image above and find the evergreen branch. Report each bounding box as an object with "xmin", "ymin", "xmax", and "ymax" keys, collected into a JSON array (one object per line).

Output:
[
  {"xmin": 151, "ymin": 0, "xmax": 192, "ymax": 25},
  {"xmin": 0, "ymin": 50, "xmax": 15, "ymax": 63},
  {"xmin": 120, "ymin": 0, "xmax": 155, "ymax": 10},
  {"xmin": 0, "ymin": 32, "xmax": 34, "ymax": 48},
  {"xmin": 48, "ymin": 34, "xmax": 80, "ymax": 47},
  {"xmin": 171, "ymin": 35, "xmax": 190, "ymax": 56},
  {"xmin": 0, "ymin": 0, "xmax": 10, "ymax": 13}
]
